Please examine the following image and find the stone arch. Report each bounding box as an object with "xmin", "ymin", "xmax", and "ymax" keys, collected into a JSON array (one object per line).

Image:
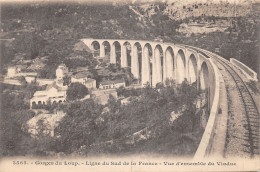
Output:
[
  {"xmin": 142, "ymin": 43, "xmax": 153, "ymax": 86},
  {"xmin": 91, "ymin": 41, "xmax": 100, "ymax": 57},
  {"xmin": 199, "ymin": 61, "xmax": 210, "ymax": 125},
  {"xmin": 123, "ymin": 41, "xmax": 132, "ymax": 68},
  {"xmin": 132, "ymin": 42, "xmax": 142, "ymax": 82},
  {"xmin": 176, "ymin": 49, "xmax": 186, "ymax": 84},
  {"xmin": 111, "ymin": 41, "xmax": 121, "ymax": 66},
  {"xmin": 153, "ymin": 45, "xmax": 164, "ymax": 86},
  {"xmin": 32, "ymin": 101, "xmax": 36, "ymax": 109},
  {"xmin": 188, "ymin": 54, "xmax": 197, "ymax": 84},
  {"xmin": 165, "ymin": 46, "xmax": 175, "ymax": 81},
  {"xmin": 200, "ymin": 62, "xmax": 209, "ymax": 90},
  {"xmin": 59, "ymin": 100, "xmax": 62, "ymax": 103},
  {"xmin": 38, "ymin": 101, "xmax": 42, "ymax": 104},
  {"xmin": 101, "ymin": 41, "xmax": 111, "ymax": 60}
]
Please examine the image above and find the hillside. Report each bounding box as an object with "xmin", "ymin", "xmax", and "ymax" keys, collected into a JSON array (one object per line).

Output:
[
  {"xmin": 0, "ymin": 1, "xmax": 258, "ymax": 72},
  {"xmin": 134, "ymin": 0, "xmax": 253, "ymax": 20}
]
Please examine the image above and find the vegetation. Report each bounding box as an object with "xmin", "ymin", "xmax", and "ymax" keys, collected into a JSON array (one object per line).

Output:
[
  {"xmin": 0, "ymin": 84, "xmax": 34, "ymax": 156},
  {"xmin": 56, "ymin": 80, "xmax": 201, "ymax": 156},
  {"xmin": 1, "ymin": 2, "xmax": 258, "ymax": 73},
  {"xmin": 66, "ymin": 82, "xmax": 89, "ymax": 101},
  {"xmin": 0, "ymin": 80, "xmax": 203, "ymax": 157},
  {"xmin": 0, "ymin": 1, "xmax": 257, "ymax": 157}
]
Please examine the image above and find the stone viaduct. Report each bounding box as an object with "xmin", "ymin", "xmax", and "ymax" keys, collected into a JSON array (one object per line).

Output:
[
  {"xmin": 81, "ymin": 38, "xmax": 258, "ymax": 158},
  {"xmin": 82, "ymin": 38, "xmax": 216, "ymax": 108}
]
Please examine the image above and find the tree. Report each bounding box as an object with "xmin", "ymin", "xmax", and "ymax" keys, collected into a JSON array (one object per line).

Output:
[
  {"xmin": 56, "ymin": 100, "xmax": 103, "ymax": 153},
  {"xmin": 12, "ymin": 32, "xmax": 46, "ymax": 60},
  {"xmin": 107, "ymin": 94, "xmax": 120, "ymax": 113},
  {"xmin": 66, "ymin": 82, "xmax": 89, "ymax": 101},
  {"xmin": 63, "ymin": 75, "xmax": 71, "ymax": 86}
]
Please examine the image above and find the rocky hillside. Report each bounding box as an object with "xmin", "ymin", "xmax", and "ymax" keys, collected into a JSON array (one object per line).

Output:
[
  {"xmin": 132, "ymin": 0, "xmax": 253, "ymax": 20},
  {"xmin": 0, "ymin": 1, "xmax": 258, "ymax": 72}
]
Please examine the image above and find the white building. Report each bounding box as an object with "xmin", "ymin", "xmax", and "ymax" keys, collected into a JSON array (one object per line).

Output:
[
  {"xmin": 71, "ymin": 73, "xmax": 96, "ymax": 89},
  {"xmin": 56, "ymin": 63, "xmax": 69, "ymax": 80},
  {"xmin": 36, "ymin": 78, "xmax": 55, "ymax": 86},
  {"xmin": 30, "ymin": 81, "xmax": 68, "ymax": 109},
  {"xmin": 7, "ymin": 66, "xmax": 17, "ymax": 78},
  {"xmin": 99, "ymin": 79, "xmax": 125, "ymax": 90}
]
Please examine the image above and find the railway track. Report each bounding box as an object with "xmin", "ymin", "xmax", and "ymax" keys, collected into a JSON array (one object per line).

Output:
[
  {"xmin": 186, "ymin": 46, "xmax": 259, "ymax": 158},
  {"xmin": 213, "ymin": 55, "xmax": 259, "ymax": 158}
]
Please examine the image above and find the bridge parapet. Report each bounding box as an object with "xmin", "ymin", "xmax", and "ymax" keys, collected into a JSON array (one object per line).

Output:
[
  {"xmin": 193, "ymin": 57, "xmax": 221, "ymax": 158},
  {"xmin": 230, "ymin": 58, "xmax": 258, "ymax": 81}
]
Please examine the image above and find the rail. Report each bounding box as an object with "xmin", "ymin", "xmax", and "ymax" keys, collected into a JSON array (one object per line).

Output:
[
  {"xmin": 211, "ymin": 54, "xmax": 259, "ymax": 158},
  {"xmin": 192, "ymin": 46, "xmax": 259, "ymax": 158}
]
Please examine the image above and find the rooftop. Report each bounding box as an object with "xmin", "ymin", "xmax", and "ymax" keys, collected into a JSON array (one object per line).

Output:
[
  {"xmin": 100, "ymin": 79, "xmax": 125, "ymax": 85},
  {"xmin": 91, "ymin": 89, "xmax": 117, "ymax": 96},
  {"xmin": 33, "ymin": 90, "xmax": 47, "ymax": 97},
  {"xmin": 85, "ymin": 78, "xmax": 96, "ymax": 83},
  {"xmin": 46, "ymin": 81, "xmax": 67, "ymax": 91},
  {"xmin": 72, "ymin": 72, "xmax": 89, "ymax": 79},
  {"xmin": 57, "ymin": 63, "xmax": 68, "ymax": 69}
]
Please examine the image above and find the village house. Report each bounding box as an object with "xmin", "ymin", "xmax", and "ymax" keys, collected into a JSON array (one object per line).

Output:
[
  {"xmin": 35, "ymin": 64, "xmax": 69, "ymax": 86},
  {"xmin": 4, "ymin": 65, "xmax": 37, "ymax": 85},
  {"xmin": 7, "ymin": 66, "xmax": 17, "ymax": 78},
  {"xmin": 6, "ymin": 65, "xmax": 37, "ymax": 78},
  {"xmin": 27, "ymin": 57, "xmax": 47, "ymax": 71},
  {"xmin": 56, "ymin": 63, "xmax": 69, "ymax": 80},
  {"xmin": 71, "ymin": 72, "xmax": 96, "ymax": 89},
  {"xmin": 30, "ymin": 81, "xmax": 68, "ymax": 108},
  {"xmin": 120, "ymin": 97, "xmax": 132, "ymax": 105},
  {"xmin": 99, "ymin": 79, "xmax": 125, "ymax": 90},
  {"xmin": 36, "ymin": 78, "xmax": 55, "ymax": 86},
  {"xmin": 30, "ymin": 64, "xmax": 69, "ymax": 109}
]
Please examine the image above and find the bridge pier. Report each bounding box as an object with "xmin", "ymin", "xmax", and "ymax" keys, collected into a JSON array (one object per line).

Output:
[
  {"xmin": 110, "ymin": 43, "xmax": 116, "ymax": 64},
  {"xmin": 142, "ymin": 45, "xmax": 151, "ymax": 86},
  {"xmin": 100, "ymin": 43, "xmax": 105, "ymax": 58},
  {"xmin": 121, "ymin": 44, "xmax": 128, "ymax": 68},
  {"xmin": 176, "ymin": 50, "xmax": 186, "ymax": 84},
  {"xmin": 165, "ymin": 47, "xmax": 174, "ymax": 82},
  {"xmin": 153, "ymin": 47, "xmax": 162, "ymax": 87},
  {"xmin": 131, "ymin": 44, "xmax": 140, "ymax": 80}
]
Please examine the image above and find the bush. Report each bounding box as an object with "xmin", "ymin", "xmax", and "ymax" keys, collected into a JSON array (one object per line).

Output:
[{"xmin": 66, "ymin": 82, "xmax": 89, "ymax": 101}]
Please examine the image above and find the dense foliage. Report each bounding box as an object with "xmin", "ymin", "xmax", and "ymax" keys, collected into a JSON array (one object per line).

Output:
[
  {"xmin": 0, "ymin": 80, "xmax": 203, "ymax": 157},
  {"xmin": 66, "ymin": 82, "xmax": 89, "ymax": 101},
  {"xmin": 54, "ymin": 81, "xmax": 201, "ymax": 156},
  {"xmin": 1, "ymin": 2, "xmax": 258, "ymax": 73}
]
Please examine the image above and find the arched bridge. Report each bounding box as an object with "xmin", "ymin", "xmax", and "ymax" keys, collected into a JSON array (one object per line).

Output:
[
  {"xmin": 82, "ymin": 39, "xmax": 213, "ymax": 88},
  {"xmin": 81, "ymin": 38, "xmax": 259, "ymax": 159}
]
